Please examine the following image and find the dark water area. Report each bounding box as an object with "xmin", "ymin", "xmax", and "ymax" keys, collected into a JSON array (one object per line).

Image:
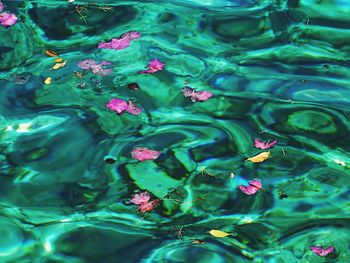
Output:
[{"xmin": 1, "ymin": 0, "xmax": 350, "ymax": 262}]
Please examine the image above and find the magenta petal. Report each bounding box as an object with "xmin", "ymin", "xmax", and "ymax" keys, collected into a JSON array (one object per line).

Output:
[
  {"xmin": 110, "ymin": 38, "xmax": 130, "ymax": 50},
  {"xmin": 0, "ymin": 12, "xmax": 18, "ymax": 28},
  {"xmin": 254, "ymin": 139, "xmax": 277, "ymax": 149},
  {"xmin": 239, "ymin": 179, "xmax": 262, "ymax": 195},
  {"xmin": 130, "ymin": 192, "xmax": 151, "ymax": 205},
  {"xmin": 131, "ymin": 147, "xmax": 161, "ymax": 162},
  {"xmin": 310, "ymin": 245, "xmax": 335, "ymax": 256},
  {"xmin": 98, "ymin": 42, "xmax": 111, "ymax": 49},
  {"xmin": 148, "ymin": 59, "xmax": 165, "ymax": 71},
  {"xmin": 106, "ymin": 98, "xmax": 128, "ymax": 114},
  {"xmin": 239, "ymin": 185, "xmax": 255, "ymax": 195},
  {"xmin": 0, "ymin": 3, "xmax": 4, "ymax": 12}
]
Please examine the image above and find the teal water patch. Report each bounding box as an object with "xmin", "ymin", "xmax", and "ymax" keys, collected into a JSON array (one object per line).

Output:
[{"xmin": 1, "ymin": 0, "xmax": 350, "ymax": 262}]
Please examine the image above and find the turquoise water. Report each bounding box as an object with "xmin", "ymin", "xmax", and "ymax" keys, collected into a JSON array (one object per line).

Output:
[{"xmin": 1, "ymin": 0, "xmax": 350, "ymax": 262}]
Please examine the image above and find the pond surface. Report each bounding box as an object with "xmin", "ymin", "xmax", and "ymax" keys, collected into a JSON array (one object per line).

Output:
[{"xmin": 1, "ymin": 0, "xmax": 350, "ymax": 262}]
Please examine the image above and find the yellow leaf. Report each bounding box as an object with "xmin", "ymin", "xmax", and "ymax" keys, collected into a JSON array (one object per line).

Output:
[
  {"xmin": 247, "ymin": 151, "xmax": 270, "ymax": 163},
  {"xmin": 209, "ymin": 230, "xmax": 230, "ymax": 238},
  {"xmin": 51, "ymin": 60, "xmax": 67, "ymax": 70},
  {"xmin": 54, "ymin": 57, "xmax": 63, "ymax": 63},
  {"xmin": 44, "ymin": 77, "xmax": 52, "ymax": 85}
]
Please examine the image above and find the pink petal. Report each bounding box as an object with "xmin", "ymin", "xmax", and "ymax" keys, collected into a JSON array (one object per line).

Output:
[
  {"xmin": 106, "ymin": 98, "xmax": 128, "ymax": 114},
  {"xmin": 182, "ymin": 86, "xmax": 195, "ymax": 98},
  {"xmin": 126, "ymin": 100, "xmax": 142, "ymax": 115},
  {"xmin": 99, "ymin": 68, "xmax": 112, "ymax": 76},
  {"xmin": 121, "ymin": 31, "xmax": 141, "ymax": 40},
  {"xmin": 182, "ymin": 86, "xmax": 213, "ymax": 102},
  {"xmin": 238, "ymin": 185, "xmax": 257, "ymax": 195},
  {"xmin": 254, "ymin": 139, "xmax": 277, "ymax": 149},
  {"xmin": 0, "ymin": 3, "xmax": 4, "ymax": 12},
  {"xmin": 239, "ymin": 179, "xmax": 262, "ymax": 195},
  {"xmin": 0, "ymin": 12, "xmax": 18, "ymax": 28},
  {"xmin": 98, "ymin": 31, "xmax": 140, "ymax": 50},
  {"xmin": 130, "ymin": 192, "xmax": 151, "ymax": 205},
  {"xmin": 138, "ymin": 202, "xmax": 155, "ymax": 213},
  {"xmin": 131, "ymin": 147, "xmax": 160, "ymax": 162},
  {"xmin": 310, "ymin": 245, "xmax": 335, "ymax": 256},
  {"xmin": 77, "ymin": 59, "xmax": 97, "ymax": 69},
  {"xmin": 249, "ymin": 179, "xmax": 262, "ymax": 190},
  {"xmin": 138, "ymin": 59, "xmax": 165, "ymax": 74},
  {"xmin": 193, "ymin": 90, "xmax": 213, "ymax": 102}
]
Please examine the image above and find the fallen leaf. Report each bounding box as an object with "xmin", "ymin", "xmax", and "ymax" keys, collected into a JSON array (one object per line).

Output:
[
  {"xmin": 45, "ymin": 49, "xmax": 58, "ymax": 57},
  {"xmin": 209, "ymin": 230, "xmax": 230, "ymax": 238},
  {"xmin": 247, "ymin": 151, "xmax": 270, "ymax": 163},
  {"xmin": 51, "ymin": 60, "xmax": 67, "ymax": 70},
  {"xmin": 44, "ymin": 77, "xmax": 52, "ymax": 85}
]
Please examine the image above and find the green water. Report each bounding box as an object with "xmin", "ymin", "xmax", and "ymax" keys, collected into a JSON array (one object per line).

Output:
[{"xmin": 1, "ymin": 0, "xmax": 350, "ymax": 262}]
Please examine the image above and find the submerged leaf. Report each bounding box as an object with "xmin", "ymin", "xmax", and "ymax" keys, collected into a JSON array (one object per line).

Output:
[
  {"xmin": 209, "ymin": 230, "xmax": 230, "ymax": 238},
  {"xmin": 247, "ymin": 151, "xmax": 270, "ymax": 163}
]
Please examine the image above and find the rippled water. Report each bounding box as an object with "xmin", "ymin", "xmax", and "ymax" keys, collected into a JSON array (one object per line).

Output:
[{"xmin": 1, "ymin": 0, "xmax": 350, "ymax": 262}]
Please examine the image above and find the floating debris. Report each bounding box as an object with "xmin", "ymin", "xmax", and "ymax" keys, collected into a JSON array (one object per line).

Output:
[
  {"xmin": 139, "ymin": 59, "xmax": 165, "ymax": 74},
  {"xmin": 104, "ymin": 157, "xmax": 116, "ymax": 164},
  {"xmin": 209, "ymin": 230, "xmax": 231, "ymax": 238},
  {"xmin": 51, "ymin": 60, "xmax": 67, "ymax": 70},
  {"xmin": 0, "ymin": 3, "xmax": 18, "ymax": 28},
  {"xmin": 98, "ymin": 31, "xmax": 141, "ymax": 50},
  {"xmin": 182, "ymin": 86, "xmax": 213, "ymax": 102},
  {"xmin": 238, "ymin": 179, "xmax": 262, "ymax": 195},
  {"xmin": 45, "ymin": 49, "xmax": 58, "ymax": 57},
  {"xmin": 131, "ymin": 147, "xmax": 160, "ymax": 162},
  {"xmin": 247, "ymin": 151, "xmax": 270, "ymax": 163},
  {"xmin": 128, "ymin": 83, "xmax": 140, "ymax": 91},
  {"xmin": 130, "ymin": 191, "xmax": 159, "ymax": 213},
  {"xmin": 44, "ymin": 77, "xmax": 52, "ymax": 85},
  {"xmin": 106, "ymin": 98, "xmax": 142, "ymax": 115},
  {"xmin": 254, "ymin": 139, "xmax": 277, "ymax": 150},
  {"xmin": 310, "ymin": 245, "xmax": 335, "ymax": 257}
]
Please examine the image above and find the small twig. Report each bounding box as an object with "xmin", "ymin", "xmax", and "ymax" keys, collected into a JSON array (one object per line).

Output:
[
  {"xmin": 282, "ymin": 148, "xmax": 286, "ymax": 156},
  {"xmin": 258, "ymin": 129, "xmax": 268, "ymax": 134},
  {"xmin": 176, "ymin": 226, "xmax": 184, "ymax": 240},
  {"xmin": 200, "ymin": 167, "xmax": 217, "ymax": 178},
  {"xmin": 99, "ymin": 6, "xmax": 113, "ymax": 12},
  {"xmin": 134, "ymin": 212, "xmax": 148, "ymax": 226},
  {"xmin": 75, "ymin": 5, "xmax": 88, "ymax": 24}
]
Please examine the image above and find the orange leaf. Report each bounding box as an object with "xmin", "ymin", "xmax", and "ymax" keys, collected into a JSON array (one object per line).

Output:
[
  {"xmin": 247, "ymin": 151, "xmax": 270, "ymax": 163},
  {"xmin": 45, "ymin": 49, "xmax": 58, "ymax": 57}
]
